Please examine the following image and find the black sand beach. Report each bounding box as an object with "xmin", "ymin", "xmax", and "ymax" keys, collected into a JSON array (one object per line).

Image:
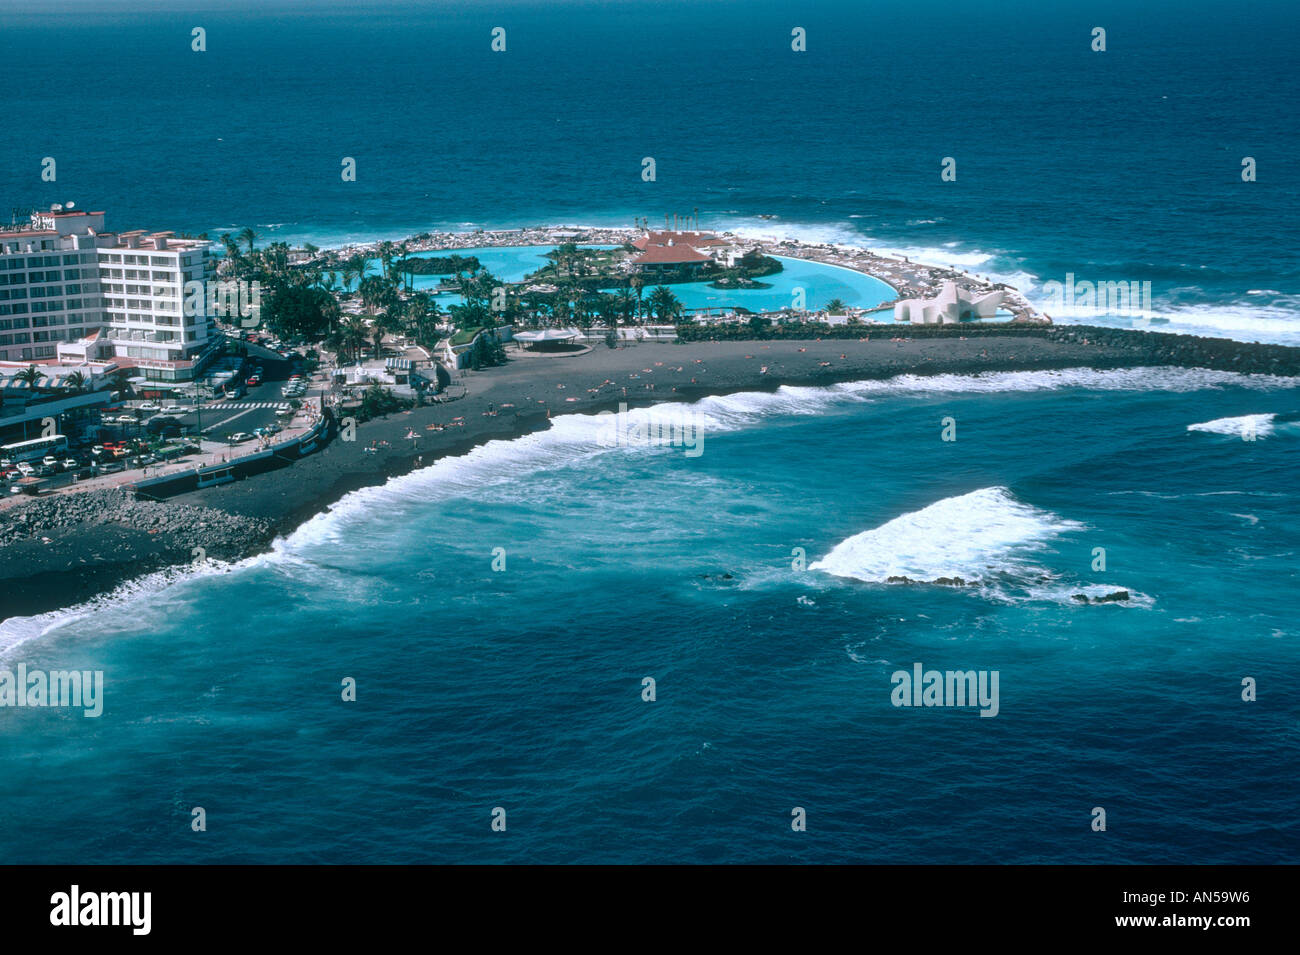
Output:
[{"xmin": 2, "ymin": 330, "xmax": 1296, "ymax": 621}]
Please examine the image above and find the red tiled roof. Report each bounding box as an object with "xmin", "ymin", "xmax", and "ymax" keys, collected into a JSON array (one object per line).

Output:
[
  {"xmin": 632, "ymin": 244, "xmax": 711, "ymax": 265},
  {"xmin": 634, "ymin": 231, "xmax": 725, "ymax": 250}
]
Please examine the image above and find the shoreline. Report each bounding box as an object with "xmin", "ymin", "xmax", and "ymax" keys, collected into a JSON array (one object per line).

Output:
[{"xmin": 4, "ymin": 330, "xmax": 1299, "ymax": 625}]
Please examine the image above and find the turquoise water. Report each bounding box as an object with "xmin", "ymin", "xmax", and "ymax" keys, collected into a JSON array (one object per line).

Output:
[
  {"xmin": 402, "ymin": 245, "xmax": 600, "ymax": 290},
  {"xmin": 606, "ymin": 256, "xmax": 897, "ymax": 313},
  {"xmin": 358, "ymin": 247, "xmax": 897, "ymax": 314},
  {"xmin": 2, "ymin": 368, "xmax": 1296, "ymax": 863}
]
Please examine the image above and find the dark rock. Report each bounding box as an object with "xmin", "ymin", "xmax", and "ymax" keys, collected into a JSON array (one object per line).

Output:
[{"xmin": 1093, "ymin": 590, "xmax": 1130, "ymax": 603}]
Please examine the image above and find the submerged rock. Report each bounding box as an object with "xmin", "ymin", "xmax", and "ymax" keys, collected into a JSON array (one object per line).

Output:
[{"xmin": 1072, "ymin": 590, "xmax": 1131, "ymax": 604}]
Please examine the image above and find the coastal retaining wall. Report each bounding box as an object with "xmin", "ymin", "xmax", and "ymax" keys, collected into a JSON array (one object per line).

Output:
[
  {"xmin": 132, "ymin": 412, "xmax": 335, "ymax": 500},
  {"xmin": 675, "ymin": 322, "xmax": 1300, "ymax": 377}
]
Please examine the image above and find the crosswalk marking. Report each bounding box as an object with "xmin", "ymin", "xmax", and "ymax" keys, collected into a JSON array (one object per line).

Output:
[{"xmin": 201, "ymin": 401, "xmax": 290, "ymax": 410}]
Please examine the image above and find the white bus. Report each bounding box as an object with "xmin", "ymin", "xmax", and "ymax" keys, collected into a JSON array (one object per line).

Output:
[{"xmin": 1, "ymin": 434, "xmax": 70, "ymax": 466}]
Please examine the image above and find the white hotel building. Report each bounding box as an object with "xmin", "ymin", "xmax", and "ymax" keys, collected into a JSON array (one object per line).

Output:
[{"xmin": 0, "ymin": 206, "xmax": 219, "ymax": 381}]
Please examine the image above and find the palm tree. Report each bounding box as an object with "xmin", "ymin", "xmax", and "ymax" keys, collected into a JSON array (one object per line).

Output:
[
  {"xmin": 630, "ymin": 274, "xmax": 645, "ymax": 320},
  {"xmin": 372, "ymin": 309, "xmax": 405, "ymax": 358},
  {"xmin": 396, "ymin": 240, "xmax": 412, "ymax": 291},
  {"xmin": 339, "ymin": 316, "xmax": 370, "ymax": 363},
  {"xmin": 348, "ymin": 253, "xmax": 370, "ymax": 285},
  {"xmin": 647, "ymin": 286, "xmax": 683, "ymax": 322},
  {"xmin": 340, "ymin": 268, "xmax": 358, "ymax": 294},
  {"xmin": 825, "ymin": 298, "xmax": 847, "ymax": 314},
  {"xmin": 377, "ymin": 241, "xmax": 396, "ymax": 282},
  {"xmin": 64, "ymin": 371, "xmax": 88, "ymax": 392},
  {"xmin": 237, "ymin": 227, "xmax": 257, "ymax": 252},
  {"xmin": 15, "ymin": 364, "xmax": 42, "ymax": 389},
  {"xmin": 359, "ymin": 275, "xmax": 397, "ymax": 316},
  {"xmin": 404, "ymin": 291, "xmax": 438, "ymax": 344}
]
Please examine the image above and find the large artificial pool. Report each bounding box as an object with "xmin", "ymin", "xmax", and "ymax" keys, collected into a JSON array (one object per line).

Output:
[{"xmin": 359, "ymin": 246, "xmax": 898, "ymax": 313}]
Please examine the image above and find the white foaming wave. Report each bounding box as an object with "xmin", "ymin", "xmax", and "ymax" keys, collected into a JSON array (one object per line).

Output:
[
  {"xmin": 12, "ymin": 365, "xmax": 1269, "ymax": 631},
  {"xmin": 711, "ymin": 217, "xmax": 866, "ymax": 248},
  {"xmin": 1153, "ymin": 303, "xmax": 1300, "ymax": 342},
  {"xmin": 875, "ymin": 243, "xmax": 997, "ymax": 271},
  {"xmin": 279, "ymin": 401, "xmax": 746, "ymax": 550},
  {"xmin": 1187, "ymin": 413, "xmax": 1278, "ymax": 437},
  {"xmin": 1024, "ymin": 581, "xmax": 1156, "ymax": 609},
  {"xmin": 1035, "ymin": 299, "xmax": 1300, "ymax": 346},
  {"xmin": 0, "ymin": 557, "xmax": 248, "ymax": 655},
  {"xmin": 809, "ymin": 487, "xmax": 1084, "ymax": 584},
  {"xmin": 282, "ymin": 368, "xmax": 1297, "ymax": 552},
  {"xmin": 862, "ymin": 240, "xmax": 1300, "ymax": 347},
  {"xmin": 837, "ymin": 367, "xmax": 1299, "ymax": 396},
  {"xmin": 867, "ymin": 242, "xmax": 1036, "ymax": 290}
]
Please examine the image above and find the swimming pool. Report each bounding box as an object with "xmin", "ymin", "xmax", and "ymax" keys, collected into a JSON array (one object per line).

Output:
[{"xmin": 355, "ymin": 246, "xmax": 897, "ymax": 313}]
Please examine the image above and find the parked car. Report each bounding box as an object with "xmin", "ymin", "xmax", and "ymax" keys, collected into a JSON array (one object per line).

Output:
[
  {"xmin": 229, "ymin": 432, "xmax": 254, "ymax": 443},
  {"xmin": 16, "ymin": 463, "xmax": 35, "ymax": 476},
  {"xmin": 246, "ymin": 375, "xmax": 261, "ymax": 387},
  {"xmin": 61, "ymin": 458, "xmax": 79, "ymax": 471},
  {"xmin": 43, "ymin": 455, "xmax": 59, "ymax": 467},
  {"xmin": 162, "ymin": 404, "xmax": 188, "ymax": 415},
  {"xmin": 138, "ymin": 402, "xmax": 162, "ymax": 412}
]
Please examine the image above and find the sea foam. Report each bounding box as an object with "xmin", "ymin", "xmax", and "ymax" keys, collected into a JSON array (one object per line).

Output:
[
  {"xmin": 1188, "ymin": 413, "xmax": 1278, "ymax": 438},
  {"xmin": 809, "ymin": 486, "xmax": 1082, "ymax": 584}
]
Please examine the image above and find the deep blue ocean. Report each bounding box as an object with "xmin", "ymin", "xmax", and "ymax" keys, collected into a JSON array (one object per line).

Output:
[
  {"xmin": 3, "ymin": 0, "xmax": 1299, "ymax": 339},
  {"xmin": 1, "ymin": 0, "xmax": 1298, "ymax": 863}
]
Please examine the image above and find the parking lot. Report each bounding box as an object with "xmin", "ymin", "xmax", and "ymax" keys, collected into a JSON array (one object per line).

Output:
[
  {"xmin": 2, "ymin": 344, "xmax": 317, "ymax": 498},
  {"xmin": 134, "ymin": 347, "xmax": 313, "ymax": 442}
]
